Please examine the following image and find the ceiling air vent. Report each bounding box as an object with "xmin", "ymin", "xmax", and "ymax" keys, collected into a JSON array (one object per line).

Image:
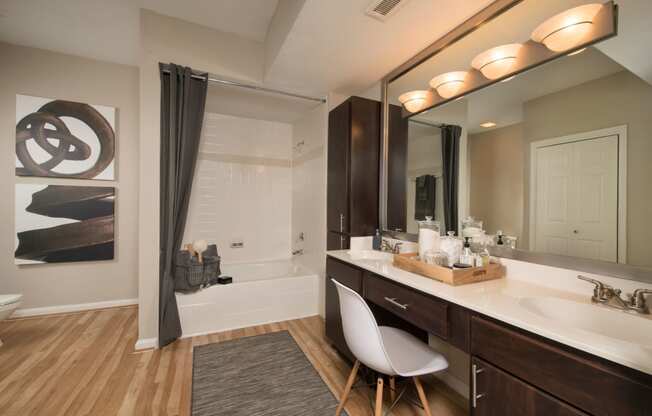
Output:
[{"xmin": 365, "ymin": 0, "xmax": 410, "ymax": 21}]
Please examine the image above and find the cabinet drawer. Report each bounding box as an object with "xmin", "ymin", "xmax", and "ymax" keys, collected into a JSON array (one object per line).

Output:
[
  {"xmin": 326, "ymin": 258, "xmax": 362, "ymax": 293},
  {"xmin": 472, "ymin": 357, "xmax": 587, "ymax": 416},
  {"xmin": 471, "ymin": 316, "xmax": 652, "ymax": 416},
  {"xmin": 364, "ymin": 273, "xmax": 448, "ymax": 339}
]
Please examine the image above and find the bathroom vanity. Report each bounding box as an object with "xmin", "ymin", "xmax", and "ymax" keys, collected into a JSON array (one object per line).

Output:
[{"xmin": 325, "ymin": 252, "xmax": 652, "ymax": 415}]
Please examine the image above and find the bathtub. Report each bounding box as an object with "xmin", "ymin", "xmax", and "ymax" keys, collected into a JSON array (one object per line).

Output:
[{"xmin": 176, "ymin": 259, "xmax": 320, "ymax": 337}]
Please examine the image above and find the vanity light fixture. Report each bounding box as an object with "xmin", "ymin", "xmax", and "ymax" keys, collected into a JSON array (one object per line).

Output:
[
  {"xmin": 531, "ymin": 4, "xmax": 602, "ymax": 52},
  {"xmin": 480, "ymin": 122, "xmax": 496, "ymax": 128},
  {"xmin": 429, "ymin": 71, "xmax": 468, "ymax": 99},
  {"xmin": 398, "ymin": 90, "xmax": 431, "ymax": 113},
  {"xmin": 567, "ymin": 47, "xmax": 587, "ymax": 56},
  {"xmin": 471, "ymin": 43, "xmax": 522, "ymax": 80}
]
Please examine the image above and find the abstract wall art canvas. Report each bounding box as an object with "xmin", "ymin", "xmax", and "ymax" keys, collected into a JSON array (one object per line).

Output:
[
  {"xmin": 15, "ymin": 184, "xmax": 115, "ymax": 265},
  {"xmin": 15, "ymin": 95, "xmax": 115, "ymax": 180}
]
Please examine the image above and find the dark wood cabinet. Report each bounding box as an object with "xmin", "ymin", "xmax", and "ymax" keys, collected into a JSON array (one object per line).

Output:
[
  {"xmin": 326, "ymin": 96, "xmax": 380, "ymax": 250},
  {"xmin": 386, "ymin": 103, "xmax": 408, "ymax": 232},
  {"xmin": 324, "ymin": 257, "xmax": 652, "ymax": 416},
  {"xmin": 472, "ymin": 357, "xmax": 588, "ymax": 416},
  {"xmin": 325, "ymin": 257, "xmax": 363, "ymax": 361},
  {"xmin": 471, "ymin": 316, "xmax": 652, "ymax": 416}
]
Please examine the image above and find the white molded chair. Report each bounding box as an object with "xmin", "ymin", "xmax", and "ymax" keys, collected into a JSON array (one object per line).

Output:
[{"xmin": 332, "ymin": 279, "xmax": 448, "ymax": 416}]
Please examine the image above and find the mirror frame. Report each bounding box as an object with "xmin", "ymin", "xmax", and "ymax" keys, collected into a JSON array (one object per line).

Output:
[{"xmin": 379, "ymin": 0, "xmax": 652, "ymax": 284}]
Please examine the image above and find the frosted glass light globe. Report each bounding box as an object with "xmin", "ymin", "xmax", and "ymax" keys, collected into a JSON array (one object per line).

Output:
[
  {"xmin": 398, "ymin": 90, "xmax": 431, "ymax": 113},
  {"xmin": 429, "ymin": 71, "xmax": 468, "ymax": 99},
  {"xmin": 532, "ymin": 4, "xmax": 602, "ymax": 52},
  {"xmin": 471, "ymin": 44, "xmax": 523, "ymax": 80}
]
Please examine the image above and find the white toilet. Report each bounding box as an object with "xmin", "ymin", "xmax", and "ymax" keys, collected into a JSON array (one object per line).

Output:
[{"xmin": 0, "ymin": 294, "xmax": 23, "ymax": 347}]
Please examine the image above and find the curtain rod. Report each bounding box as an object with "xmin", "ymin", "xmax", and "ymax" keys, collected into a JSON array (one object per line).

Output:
[
  {"xmin": 160, "ymin": 66, "xmax": 326, "ymax": 103},
  {"xmin": 409, "ymin": 119, "xmax": 445, "ymax": 128}
]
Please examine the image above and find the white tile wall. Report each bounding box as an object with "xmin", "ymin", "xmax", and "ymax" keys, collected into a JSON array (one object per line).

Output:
[
  {"xmin": 184, "ymin": 113, "xmax": 293, "ymax": 263},
  {"xmin": 291, "ymin": 104, "xmax": 328, "ymax": 316}
]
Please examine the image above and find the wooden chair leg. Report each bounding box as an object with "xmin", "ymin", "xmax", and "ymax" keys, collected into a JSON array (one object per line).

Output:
[
  {"xmin": 375, "ymin": 377, "xmax": 384, "ymax": 416},
  {"xmin": 335, "ymin": 360, "xmax": 360, "ymax": 416},
  {"xmin": 413, "ymin": 377, "xmax": 433, "ymax": 416},
  {"xmin": 389, "ymin": 376, "xmax": 396, "ymax": 403}
]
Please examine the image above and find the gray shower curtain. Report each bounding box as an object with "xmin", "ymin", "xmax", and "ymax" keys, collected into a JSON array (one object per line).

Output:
[
  {"xmin": 441, "ymin": 125, "xmax": 461, "ymax": 235},
  {"xmin": 159, "ymin": 63, "xmax": 208, "ymax": 347}
]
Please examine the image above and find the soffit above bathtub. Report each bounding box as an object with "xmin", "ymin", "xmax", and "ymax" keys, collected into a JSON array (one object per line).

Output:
[{"xmin": 141, "ymin": 0, "xmax": 279, "ymax": 43}]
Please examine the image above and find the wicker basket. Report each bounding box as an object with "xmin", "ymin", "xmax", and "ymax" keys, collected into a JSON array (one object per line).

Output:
[{"xmin": 174, "ymin": 244, "xmax": 220, "ymax": 291}]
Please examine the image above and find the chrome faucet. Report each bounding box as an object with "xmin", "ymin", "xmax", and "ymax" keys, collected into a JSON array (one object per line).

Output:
[
  {"xmin": 630, "ymin": 289, "xmax": 652, "ymax": 314},
  {"xmin": 577, "ymin": 275, "xmax": 650, "ymax": 314},
  {"xmin": 380, "ymin": 239, "xmax": 402, "ymax": 254}
]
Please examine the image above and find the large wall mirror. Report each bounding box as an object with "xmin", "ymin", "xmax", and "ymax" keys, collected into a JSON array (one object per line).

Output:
[{"xmin": 382, "ymin": 0, "xmax": 652, "ymax": 282}]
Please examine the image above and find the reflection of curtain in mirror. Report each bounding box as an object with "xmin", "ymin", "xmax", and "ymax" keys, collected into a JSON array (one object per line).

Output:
[
  {"xmin": 441, "ymin": 125, "xmax": 461, "ymax": 234},
  {"xmin": 415, "ymin": 174, "xmax": 436, "ymax": 220}
]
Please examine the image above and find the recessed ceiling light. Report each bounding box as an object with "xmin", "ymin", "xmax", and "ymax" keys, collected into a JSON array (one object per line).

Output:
[{"xmin": 480, "ymin": 122, "xmax": 497, "ymax": 128}]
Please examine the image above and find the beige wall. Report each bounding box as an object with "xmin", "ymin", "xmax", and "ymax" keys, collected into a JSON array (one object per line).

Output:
[
  {"xmin": 138, "ymin": 10, "xmax": 268, "ymax": 341},
  {"xmin": 0, "ymin": 42, "xmax": 139, "ymax": 309},
  {"xmin": 469, "ymin": 123, "xmax": 524, "ymax": 241},
  {"xmin": 523, "ymin": 70, "xmax": 652, "ymax": 267}
]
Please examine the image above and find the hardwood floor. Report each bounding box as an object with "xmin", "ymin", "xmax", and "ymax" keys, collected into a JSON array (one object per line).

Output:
[{"xmin": 0, "ymin": 306, "xmax": 468, "ymax": 416}]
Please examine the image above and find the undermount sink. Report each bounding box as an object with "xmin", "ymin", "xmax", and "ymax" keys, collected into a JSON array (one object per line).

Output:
[
  {"xmin": 519, "ymin": 297, "xmax": 652, "ymax": 348},
  {"xmin": 347, "ymin": 250, "xmax": 394, "ymax": 261}
]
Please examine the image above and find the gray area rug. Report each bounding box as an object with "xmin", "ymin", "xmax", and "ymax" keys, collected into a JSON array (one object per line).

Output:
[{"xmin": 192, "ymin": 330, "xmax": 348, "ymax": 416}]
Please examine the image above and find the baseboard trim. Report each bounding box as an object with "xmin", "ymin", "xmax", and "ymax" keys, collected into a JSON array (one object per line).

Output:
[
  {"xmin": 134, "ymin": 337, "xmax": 158, "ymax": 351},
  {"xmin": 435, "ymin": 372, "xmax": 469, "ymax": 399},
  {"xmin": 12, "ymin": 298, "xmax": 138, "ymax": 318}
]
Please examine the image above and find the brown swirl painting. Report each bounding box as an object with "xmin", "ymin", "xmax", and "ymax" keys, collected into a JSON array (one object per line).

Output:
[
  {"xmin": 15, "ymin": 184, "xmax": 115, "ymax": 265},
  {"xmin": 15, "ymin": 95, "xmax": 115, "ymax": 180}
]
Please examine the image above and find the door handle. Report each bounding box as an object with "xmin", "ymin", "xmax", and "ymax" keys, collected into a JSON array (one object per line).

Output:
[
  {"xmin": 384, "ymin": 297, "xmax": 408, "ymax": 310},
  {"xmin": 472, "ymin": 363, "xmax": 485, "ymax": 408},
  {"xmin": 339, "ymin": 213, "xmax": 345, "ymax": 232}
]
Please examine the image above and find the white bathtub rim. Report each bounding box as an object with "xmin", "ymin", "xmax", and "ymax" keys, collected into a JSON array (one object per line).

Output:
[
  {"xmin": 175, "ymin": 273, "xmax": 319, "ymax": 295},
  {"xmin": 179, "ymin": 310, "xmax": 319, "ymax": 339}
]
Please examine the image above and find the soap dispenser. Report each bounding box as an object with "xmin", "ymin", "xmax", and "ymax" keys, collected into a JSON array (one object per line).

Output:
[
  {"xmin": 460, "ymin": 237, "xmax": 474, "ymax": 266},
  {"xmin": 373, "ymin": 229, "xmax": 382, "ymax": 250}
]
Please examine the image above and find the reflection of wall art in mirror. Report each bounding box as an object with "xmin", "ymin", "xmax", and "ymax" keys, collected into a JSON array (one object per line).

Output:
[
  {"xmin": 15, "ymin": 95, "xmax": 116, "ymax": 180},
  {"xmin": 15, "ymin": 184, "xmax": 115, "ymax": 265}
]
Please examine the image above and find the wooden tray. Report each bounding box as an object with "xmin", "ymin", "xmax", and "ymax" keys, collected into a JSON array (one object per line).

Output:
[{"xmin": 393, "ymin": 252, "xmax": 505, "ymax": 286}]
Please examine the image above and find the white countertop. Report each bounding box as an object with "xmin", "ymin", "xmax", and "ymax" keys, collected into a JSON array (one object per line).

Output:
[{"xmin": 327, "ymin": 249, "xmax": 652, "ymax": 376}]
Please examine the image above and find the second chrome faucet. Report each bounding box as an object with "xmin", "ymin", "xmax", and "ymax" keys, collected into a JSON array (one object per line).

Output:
[{"xmin": 577, "ymin": 275, "xmax": 651, "ymax": 314}]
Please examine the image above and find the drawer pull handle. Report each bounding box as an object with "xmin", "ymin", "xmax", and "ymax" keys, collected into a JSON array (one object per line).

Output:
[
  {"xmin": 472, "ymin": 364, "xmax": 485, "ymax": 408},
  {"xmin": 384, "ymin": 297, "xmax": 408, "ymax": 310}
]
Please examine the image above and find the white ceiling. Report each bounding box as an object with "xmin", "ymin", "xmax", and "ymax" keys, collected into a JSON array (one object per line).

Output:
[
  {"xmin": 141, "ymin": 0, "xmax": 279, "ymax": 42},
  {"xmin": 0, "ymin": 0, "xmax": 494, "ymax": 97},
  {"xmin": 263, "ymin": 0, "xmax": 494, "ymax": 95}
]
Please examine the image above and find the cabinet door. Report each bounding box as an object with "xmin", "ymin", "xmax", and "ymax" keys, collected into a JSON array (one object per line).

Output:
[
  {"xmin": 325, "ymin": 258, "xmax": 362, "ymax": 361},
  {"xmin": 327, "ymin": 100, "xmax": 350, "ymax": 234},
  {"xmin": 472, "ymin": 357, "xmax": 588, "ymax": 416},
  {"xmin": 349, "ymin": 97, "xmax": 380, "ymax": 236},
  {"xmin": 386, "ymin": 103, "xmax": 408, "ymax": 232},
  {"xmin": 327, "ymin": 231, "xmax": 349, "ymax": 251}
]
